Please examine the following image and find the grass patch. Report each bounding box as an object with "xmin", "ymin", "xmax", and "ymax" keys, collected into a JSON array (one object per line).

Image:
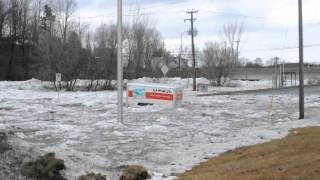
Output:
[{"xmin": 177, "ymin": 127, "xmax": 320, "ymax": 180}]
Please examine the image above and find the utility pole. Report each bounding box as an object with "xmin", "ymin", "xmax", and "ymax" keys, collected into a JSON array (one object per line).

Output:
[
  {"xmin": 117, "ymin": 0, "xmax": 123, "ymax": 123},
  {"xmin": 185, "ymin": 10, "xmax": 198, "ymax": 91},
  {"xmin": 298, "ymin": 0, "xmax": 304, "ymax": 119}
]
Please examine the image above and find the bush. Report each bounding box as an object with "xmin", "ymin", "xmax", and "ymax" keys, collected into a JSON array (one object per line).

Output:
[
  {"xmin": 222, "ymin": 79, "xmax": 241, "ymax": 87},
  {"xmin": 307, "ymin": 78, "xmax": 320, "ymax": 85},
  {"xmin": 78, "ymin": 172, "xmax": 107, "ymax": 180},
  {"xmin": 21, "ymin": 152, "xmax": 66, "ymax": 180},
  {"xmin": 119, "ymin": 165, "xmax": 150, "ymax": 180},
  {"xmin": 0, "ymin": 132, "xmax": 11, "ymax": 153}
]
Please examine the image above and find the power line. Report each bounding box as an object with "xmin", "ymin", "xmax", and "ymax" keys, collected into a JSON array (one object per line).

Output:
[
  {"xmin": 76, "ymin": 2, "xmax": 192, "ymax": 20},
  {"xmin": 75, "ymin": 6, "xmax": 320, "ymax": 25},
  {"xmin": 244, "ymin": 43, "xmax": 320, "ymax": 52},
  {"xmin": 203, "ymin": 10, "xmax": 279, "ymax": 20},
  {"xmin": 76, "ymin": 10, "xmax": 185, "ymax": 20},
  {"xmin": 125, "ymin": 2, "xmax": 194, "ymax": 12},
  {"xmin": 77, "ymin": 1, "xmax": 319, "ymax": 23}
]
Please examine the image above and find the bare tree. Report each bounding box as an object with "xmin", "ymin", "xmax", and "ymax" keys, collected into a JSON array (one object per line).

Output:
[
  {"xmin": 37, "ymin": 1, "xmax": 81, "ymax": 91},
  {"xmin": 29, "ymin": 0, "xmax": 42, "ymax": 44},
  {"xmin": 124, "ymin": 11, "xmax": 164, "ymax": 79},
  {"xmin": 0, "ymin": 0, "xmax": 169, "ymax": 84},
  {"xmin": 202, "ymin": 42, "xmax": 233, "ymax": 86},
  {"xmin": 143, "ymin": 27, "xmax": 164, "ymax": 76},
  {"xmin": 6, "ymin": 0, "xmax": 32, "ymax": 79},
  {"xmin": 55, "ymin": 0, "xmax": 76, "ymax": 44},
  {"xmin": 93, "ymin": 23, "xmax": 117, "ymax": 90},
  {"xmin": 223, "ymin": 21, "xmax": 244, "ymax": 69},
  {"xmin": 200, "ymin": 21, "xmax": 244, "ymax": 85},
  {"xmin": 254, "ymin": 57, "xmax": 263, "ymax": 67},
  {"xmin": 6, "ymin": 0, "xmax": 18, "ymax": 79},
  {"xmin": 0, "ymin": 0, "xmax": 10, "ymax": 38}
]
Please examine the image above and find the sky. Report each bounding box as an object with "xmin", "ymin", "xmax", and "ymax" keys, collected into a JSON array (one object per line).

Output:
[{"xmin": 76, "ymin": 0, "xmax": 320, "ymax": 64}]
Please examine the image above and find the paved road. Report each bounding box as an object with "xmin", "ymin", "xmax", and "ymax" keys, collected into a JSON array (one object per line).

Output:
[{"xmin": 198, "ymin": 85, "xmax": 320, "ymax": 96}]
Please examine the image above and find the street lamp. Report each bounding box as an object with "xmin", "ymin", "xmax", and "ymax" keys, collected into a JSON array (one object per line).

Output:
[
  {"xmin": 298, "ymin": 0, "xmax": 304, "ymax": 119},
  {"xmin": 117, "ymin": 0, "xmax": 123, "ymax": 124}
]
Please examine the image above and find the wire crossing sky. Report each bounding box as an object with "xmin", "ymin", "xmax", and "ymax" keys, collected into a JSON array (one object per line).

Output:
[{"xmin": 77, "ymin": 0, "xmax": 320, "ymax": 63}]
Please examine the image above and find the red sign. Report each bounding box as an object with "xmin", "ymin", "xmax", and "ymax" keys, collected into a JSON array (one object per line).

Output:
[
  {"xmin": 146, "ymin": 92, "xmax": 174, "ymax": 101},
  {"xmin": 128, "ymin": 90, "xmax": 133, "ymax": 97}
]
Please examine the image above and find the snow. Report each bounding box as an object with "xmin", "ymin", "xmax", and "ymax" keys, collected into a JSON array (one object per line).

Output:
[{"xmin": 0, "ymin": 79, "xmax": 319, "ymax": 180}]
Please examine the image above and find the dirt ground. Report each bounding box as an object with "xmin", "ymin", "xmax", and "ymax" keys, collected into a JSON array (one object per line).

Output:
[{"xmin": 177, "ymin": 127, "xmax": 320, "ymax": 180}]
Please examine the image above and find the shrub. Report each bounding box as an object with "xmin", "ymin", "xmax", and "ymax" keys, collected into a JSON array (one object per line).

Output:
[
  {"xmin": 119, "ymin": 165, "xmax": 150, "ymax": 180},
  {"xmin": 307, "ymin": 78, "xmax": 320, "ymax": 85},
  {"xmin": 78, "ymin": 172, "xmax": 106, "ymax": 180},
  {"xmin": 21, "ymin": 152, "xmax": 66, "ymax": 180},
  {"xmin": 0, "ymin": 132, "xmax": 11, "ymax": 153}
]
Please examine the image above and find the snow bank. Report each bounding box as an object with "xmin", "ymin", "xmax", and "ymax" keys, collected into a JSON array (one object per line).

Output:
[
  {"xmin": 0, "ymin": 79, "xmax": 49, "ymax": 91},
  {"xmin": 1, "ymin": 76, "xmax": 317, "ymax": 92}
]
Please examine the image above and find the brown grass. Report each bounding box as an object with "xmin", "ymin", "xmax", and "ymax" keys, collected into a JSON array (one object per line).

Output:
[{"xmin": 177, "ymin": 127, "xmax": 320, "ymax": 180}]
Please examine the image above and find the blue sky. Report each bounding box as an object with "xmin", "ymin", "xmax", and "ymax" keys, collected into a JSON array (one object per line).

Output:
[{"xmin": 76, "ymin": 0, "xmax": 320, "ymax": 63}]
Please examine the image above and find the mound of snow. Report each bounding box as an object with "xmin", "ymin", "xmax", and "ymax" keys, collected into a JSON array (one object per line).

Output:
[{"xmin": 0, "ymin": 78, "xmax": 48, "ymax": 91}]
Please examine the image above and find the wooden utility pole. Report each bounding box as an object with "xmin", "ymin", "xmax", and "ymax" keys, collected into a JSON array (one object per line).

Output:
[
  {"xmin": 298, "ymin": 0, "xmax": 304, "ymax": 119},
  {"xmin": 185, "ymin": 10, "xmax": 198, "ymax": 91}
]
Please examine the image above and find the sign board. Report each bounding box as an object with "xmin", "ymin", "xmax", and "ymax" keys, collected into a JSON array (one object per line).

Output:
[
  {"xmin": 197, "ymin": 83, "xmax": 209, "ymax": 92},
  {"xmin": 161, "ymin": 64, "xmax": 169, "ymax": 77},
  {"xmin": 127, "ymin": 83, "xmax": 183, "ymax": 108},
  {"xmin": 55, "ymin": 73, "xmax": 61, "ymax": 82}
]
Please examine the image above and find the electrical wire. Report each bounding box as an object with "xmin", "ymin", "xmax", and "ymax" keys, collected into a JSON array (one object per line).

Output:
[
  {"xmin": 76, "ymin": 5, "xmax": 302, "ymax": 20},
  {"xmin": 243, "ymin": 44, "xmax": 320, "ymax": 52}
]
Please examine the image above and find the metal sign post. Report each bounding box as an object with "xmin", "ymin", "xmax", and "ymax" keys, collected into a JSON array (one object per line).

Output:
[
  {"xmin": 55, "ymin": 73, "xmax": 61, "ymax": 91},
  {"xmin": 55, "ymin": 73, "xmax": 61, "ymax": 83},
  {"xmin": 55, "ymin": 73, "xmax": 61, "ymax": 104},
  {"xmin": 161, "ymin": 64, "xmax": 169, "ymax": 83},
  {"xmin": 161, "ymin": 64, "xmax": 169, "ymax": 77},
  {"xmin": 117, "ymin": 0, "xmax": 123, "ymax": 124}
]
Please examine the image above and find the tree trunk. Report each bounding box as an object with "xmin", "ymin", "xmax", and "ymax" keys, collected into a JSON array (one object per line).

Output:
[
  {"xmin": 22, "ymin": 43, "xmax": 29, "ymax": 80},
  {"xmin": 6, "ymin": 42, "xmax": 15, "ymax": 80}
]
